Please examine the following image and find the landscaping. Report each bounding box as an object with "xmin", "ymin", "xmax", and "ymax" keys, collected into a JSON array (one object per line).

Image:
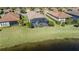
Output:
[
  {"xmin": 0, "ymin": 7, "xmax": 79, "ymax": 51},
  {"xmin": 0, "ymin": 25, "xmax": 79, "ymax": 50}
]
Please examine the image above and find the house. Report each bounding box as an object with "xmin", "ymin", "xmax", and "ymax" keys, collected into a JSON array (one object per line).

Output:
[
  {"xmin": 27, "ymin": 11, "xmax": 48, "ymax": 27},
  {"xmin": 34, "ymin": 8, "xmax": 41, "ymax": 12},
  {"xmin": 0, "ymin": 12, "xmax": 20, "ymax": 27},
  {"xmin": 48, "ymin": 7, "xmax": 58, "ymax": 11},
  {"xmin": 47, "ymin": 11, "xmax": 72, "ymax": 22},
  {"xmin": 14, "ymin": 8, "xmax": 21, "ymax": 14},
  {"xmin": 4, "ymin": 8, "xmax": 13, "ymax": 14},
  {"xmin": 43, "ymin": 8, "xmax": 50, "ymax": 14},
  {"xmin": 66, "ymin": 7, "xmax": 79, "ymax": 12},
  {"xmin": 26, "ymin": 8, "xmax": 32, "ymax": 12},
  {"xmin": 65, "ymin": 8, "xmax": 79, "ymax": 20}
]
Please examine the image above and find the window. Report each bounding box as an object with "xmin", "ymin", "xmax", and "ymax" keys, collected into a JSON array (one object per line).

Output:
[{"xmin": 0, "ymin": 22, "xmax": 10, "ymax": 27}]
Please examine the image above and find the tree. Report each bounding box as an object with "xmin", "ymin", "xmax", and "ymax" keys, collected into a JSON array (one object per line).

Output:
[
  {"xmin": 20, "ymin": 8, "xmax": 26, "ymax": 13},
  {"xmin": 11, "ymin": 7, "xmax": 16, "ymax": 12},
  {"xmin": 18, "ymin": 15, "xmax": 27, "ymax": 26},
  {"xmin": 11, "ymin": 7, "xmax": 16, "ymax": 10}
]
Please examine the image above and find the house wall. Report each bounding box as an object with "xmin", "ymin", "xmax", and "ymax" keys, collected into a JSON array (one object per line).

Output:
[
  {"xmin": 47, "ymin": 13, "xmax": 66, "ymax": 22},
  {"xmin": 59, "ymin": 19, "xmax": 66, "ymax": 22},
  {"xmin": 0, "ymin": 22, "xmax": 10, "ymax": 27},
  {"xmin": 9, "ymin": 21, "xmax": 18, "ymax": 26},
  {"xmin": 0, "ymin": 21, "xmax": 18, "ymax": 27}
]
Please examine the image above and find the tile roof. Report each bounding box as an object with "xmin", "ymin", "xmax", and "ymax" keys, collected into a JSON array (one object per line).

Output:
[
  {"xmin": 27, "ymin": 11, "xmax": 45, "ymax": 20},
  {"xmin": 0, "ymin": 12, "xmax": 20, "ymax": 22},
  {"xmin": 49, "ymin": 11, "xmax": 72, "ymax": 19}
]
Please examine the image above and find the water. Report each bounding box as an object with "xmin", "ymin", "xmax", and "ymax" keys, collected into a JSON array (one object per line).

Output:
[{"xmin": 1, "ymin": 38, "xmax": 79, "ymax": 51}]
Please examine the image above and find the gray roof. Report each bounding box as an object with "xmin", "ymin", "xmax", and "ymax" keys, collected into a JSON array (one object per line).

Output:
[
  {"xmin": 65, "ymin": 8, "xmax": 79, "ymax": 16},
  {"xmin": 27, "ymin": 11, "xmax": 45, "ymax": 21},
  {"xmin": 65, "ymin": 10, "xmax": 79, "ymax": 16}
]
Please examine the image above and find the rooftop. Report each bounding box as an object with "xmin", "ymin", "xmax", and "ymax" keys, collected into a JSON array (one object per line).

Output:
[
  {"xmin": 48, "ymin": 11, "xmax": 72, "ymax": 19},
  {"xmin": 27, "ymin": 11, "xmax": 45, "ymax": 20},
  {"xmin": 0, "ymin": 12, "xmax": 20, "ymax": 22}
]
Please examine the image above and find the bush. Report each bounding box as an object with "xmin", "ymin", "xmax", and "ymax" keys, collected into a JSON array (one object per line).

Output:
[
  {"xmin": 77, "ymin": 19, "xmax": 79, "ymax": 25},
  {"xmin": 18, "ymin": 15, "xmax": 28, "ymax": 26},
  {"xmin": 72, "ymin": 19, "xmax": 79, "ymax": 25},
  {"xmin": 61, "ymin": 22, "xmax": 65, "ymax": 27},
  {"xmin": 72, "ymin": 20, "xmax": 77, "ymax": 24},
  {"xmin": 26, "ymin": 22, "xmax": 33, "ymax": 28},
  {"xmin": 65, "ymin": 18, "xmax": 73, "ymax": 25},
  {"xmin": 20, "ymin": 8, "xmax": 26, "ymax": 13},
  {"xmin": 0, "ymin": 28, "xmax": 2, "ymax": 31},
  {"xmin": 74, "ymin": 24, "xmax": 79, "ymax": 27},
  {"xmin": 48, "ymin": 21, "xmax": 55, "ymax": 26},
  {"xmin": 56, "ymin": 21, "xmax": 61, "ymax": 25}
]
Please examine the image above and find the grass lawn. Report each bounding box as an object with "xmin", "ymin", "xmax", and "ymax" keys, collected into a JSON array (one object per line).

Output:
[{"xmin": 0, "ymin": 25, "xmax": 79, "ymax": 50}]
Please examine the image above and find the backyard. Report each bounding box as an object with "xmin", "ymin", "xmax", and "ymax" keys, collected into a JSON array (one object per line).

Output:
[{"xmin": 0, "ymin": 25, "xmax": 79, "ymax": 50}]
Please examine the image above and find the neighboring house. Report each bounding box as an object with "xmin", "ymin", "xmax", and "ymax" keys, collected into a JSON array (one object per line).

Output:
[
  {"xmin": 43, "ymin": 8, "xmax": 50, "ymax": 14},
  {"xmin": 47, "ymin": 11, "xmax": 72, "ymax": 22},
  {"xmin": 27, "ymin": 11, "xmax": 48, "ymax": 27},
  {"xmin": 4, "ymin": 8, "xmax": 13, "ymax": 14},
  {"xmin": 66, "ymin": 7, "xmax": 79, "ymax": 12},
  {"xmin": 0, "ymin": 12, "xmax": 20, "ymax": 27},
  {"xmin": 34, "ymin": 8, "xmax": 41, "ymax": 12},
  {"xmin": 65, "ymin": 9, "xmax": 79, "ymax": 20},
  {"xmin": 26, "ymin": 8, "xmax": 31, "ymax": 12},
  {"xmin": 14, "ymin": 8, "xmax": 21, "ymax": 14},
  {"xmin": 49, "ymin": 7, "xmax": 58, "ymax": 11}
]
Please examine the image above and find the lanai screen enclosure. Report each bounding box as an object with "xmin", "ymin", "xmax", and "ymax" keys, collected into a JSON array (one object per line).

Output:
[{"xmin": 27, "ymin": 11, "xmax": 48, "ymax": 27}]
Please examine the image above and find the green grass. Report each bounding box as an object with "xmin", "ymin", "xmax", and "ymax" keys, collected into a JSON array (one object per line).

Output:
[{"xmin": 0, "ymin": 25, "xmax": 79, "ymax": 50}]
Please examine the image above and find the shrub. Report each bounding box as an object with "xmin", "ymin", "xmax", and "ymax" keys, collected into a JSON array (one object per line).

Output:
[
  {"xmin": 72, "ymin": 20, "xmax": 77, "ymax": 24},
  {"xmin": 77, "ymin": 19, "xmax": 79, "ymax": 25},
  {"xmin": 74, "ymin": 24, "xmax": 79, "ymax": 27},
  {"xmin": 18, "ymin": 15, "xmax": 28, "ymax": 26},
  {"xmin": 73, "ymin": 19, "xmax": 79, "ymax": 27},
  {"xmin": 26, "ymin": 21, "xmax": 33, "ymax": 28},
  {"xmin": 0, "ymin": 29, "xmax": 1, "ymax": 31},
  {"xmin": 17, "ymin": 19, "xmax": 24, "ymax": 26},
  {"xmin": 0, "ymin": 28, "xmax": 2, "ymax": 31},
  {"xmin": 48, "ymin": 20, "xmax": 55, "ymax": 26},
  {"xmin": 56, "ymin": 21, "xmax": 61, "ymax": 25},
  {"xmin": 61, "ymin": 22, "xmax": 65, "ymax": 27},
  {"xmin": 65, "ymin": 18, "xmax": 73, "ymax": 25},
  {"xmin": 20, "ymin": 8, "xmax": 26, "ymax": 13}
]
